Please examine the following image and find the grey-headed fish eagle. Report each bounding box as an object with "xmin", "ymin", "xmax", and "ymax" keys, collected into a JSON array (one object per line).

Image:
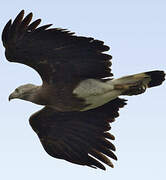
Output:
[{"xmin": 2, "ymin": 10, "xmax": 165, "ymax": 170}]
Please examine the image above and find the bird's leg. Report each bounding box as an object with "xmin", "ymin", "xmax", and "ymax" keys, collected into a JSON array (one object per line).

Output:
[{"xmin": 115, "ymin": 81, "xmax": 147, "ymax": 96}]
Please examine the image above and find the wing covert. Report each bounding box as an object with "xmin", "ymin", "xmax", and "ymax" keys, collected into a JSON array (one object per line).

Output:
[
  {"xmin": 29, "ymin": 98, "xmax": 127, "ymax": 170},
  {"xmin": 2, "ymin": 10, "xmax": 113, "ymax": 83}
]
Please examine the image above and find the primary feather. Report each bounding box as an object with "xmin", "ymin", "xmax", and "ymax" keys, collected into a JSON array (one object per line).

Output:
[
  {"xmin": 2, "ymin": 10, "xmax": 112, "ymax": 84},
  {"xmin": 2, "ymin": 10, "xmax": 165, "ymax": 170}
]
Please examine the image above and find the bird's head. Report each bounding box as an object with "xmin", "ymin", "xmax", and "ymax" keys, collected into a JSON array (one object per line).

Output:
[{"xmin": 9, "ymin": 84, "xmax": 38, "ymax": 102}]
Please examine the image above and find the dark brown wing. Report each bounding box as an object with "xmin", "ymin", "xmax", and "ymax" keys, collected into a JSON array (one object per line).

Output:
[
  {"xmin": 2, "ymin": 10, "xmax": 112, "ymax": 83},
  {"xmin": 29, "ymin": 98, "xmax": 127, "ymax": 170}
]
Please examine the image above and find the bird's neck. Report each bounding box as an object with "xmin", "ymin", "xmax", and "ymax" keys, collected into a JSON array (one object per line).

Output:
[{"xmin": 23, "ymin": 86, "xmax": 46, "ymax": 105}]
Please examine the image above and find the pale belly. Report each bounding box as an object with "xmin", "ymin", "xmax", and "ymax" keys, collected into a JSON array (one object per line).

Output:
[
  {"xmin": 73, "ymin": 79, "xmax": 122, "ymax": 111},
  {"xmin": 80, "ymin": 90, "xmax": 122, "ymax": 111}
]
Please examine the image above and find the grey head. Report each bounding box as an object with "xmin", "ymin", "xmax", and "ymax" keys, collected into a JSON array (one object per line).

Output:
[{"xmin": 9, "ymin": 84, "xmax": 40, "ymax": 103}]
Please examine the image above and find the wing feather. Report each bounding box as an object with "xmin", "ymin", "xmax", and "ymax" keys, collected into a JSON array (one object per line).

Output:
[
  {"xmin": 2, "ymin": 10, "xmax": 113, "ymax": 83},
  {"xmin": 29, "ymin": 98, "xmax": 127, "ymax": 170},
  {"xmin": 28, "ymin": 19, "xmax": 42, "ymax": 31}
]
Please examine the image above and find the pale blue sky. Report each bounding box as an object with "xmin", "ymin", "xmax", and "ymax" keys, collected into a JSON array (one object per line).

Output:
[{"xmin": 0, "ymin": 0, "xmax": 166, "ymax": 179}]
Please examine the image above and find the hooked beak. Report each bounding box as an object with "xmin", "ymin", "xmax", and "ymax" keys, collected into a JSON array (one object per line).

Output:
[{"xmin": 8, "ymin": 92, "xmax": 18, "ymax": 101}]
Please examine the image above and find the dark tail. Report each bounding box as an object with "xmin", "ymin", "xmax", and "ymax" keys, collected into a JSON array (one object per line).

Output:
[{"xmin": 145, "ymin": 70, "xmax": 165, "ymax": 88}]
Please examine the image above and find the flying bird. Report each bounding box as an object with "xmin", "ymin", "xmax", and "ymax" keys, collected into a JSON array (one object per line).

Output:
[{"xmin": 2, "ymin": 10, "xmax": 165, "ymax": 170}]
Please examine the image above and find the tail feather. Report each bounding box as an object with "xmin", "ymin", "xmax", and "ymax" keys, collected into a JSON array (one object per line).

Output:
[
  {"xmin": 112, "ymin": 70, "xmax": 165, "ymax": 96},
  {"xmin": 145, "ymin": 70, "xmax": 165, "ymax": 88}
]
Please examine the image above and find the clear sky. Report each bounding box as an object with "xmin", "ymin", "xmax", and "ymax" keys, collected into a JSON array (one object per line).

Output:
[{"xmin": 0, "ymin": 0, "xmax": 166, "ymax": 179}]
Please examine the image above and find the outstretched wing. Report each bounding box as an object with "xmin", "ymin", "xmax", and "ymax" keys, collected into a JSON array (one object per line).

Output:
[
  {"xmin": 2, "ymin": 10, "xmax": 112, "ymax": 83},
  {"xmin": 29, "ymin": 98, "xmax": 127, "ymax": 170}
]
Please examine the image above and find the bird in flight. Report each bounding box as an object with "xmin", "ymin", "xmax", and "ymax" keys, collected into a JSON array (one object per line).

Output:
[{"xmin": 2, "ymin": 10, "xmax": 165, "ymax": 170}]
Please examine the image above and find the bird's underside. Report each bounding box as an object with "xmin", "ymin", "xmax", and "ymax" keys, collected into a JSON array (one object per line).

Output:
[{"xmin": 2, "ymin": 10, "xmax": 165, "ymax": 170}]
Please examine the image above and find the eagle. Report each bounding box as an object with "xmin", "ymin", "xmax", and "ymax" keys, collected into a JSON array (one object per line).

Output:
[{"xmin": 2, "ymin": 10, "xmax": 165, "ymax": 170}]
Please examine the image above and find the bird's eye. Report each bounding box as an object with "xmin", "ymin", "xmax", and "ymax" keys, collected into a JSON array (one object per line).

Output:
[{"xmin": 15, "ymin": 88, "xmax": 19, "ymax": 92}]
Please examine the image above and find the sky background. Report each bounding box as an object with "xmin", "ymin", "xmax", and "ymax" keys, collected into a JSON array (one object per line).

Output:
[{"xmin": 0, "ymin": 0, "xmax": 166, "ymax": 179}]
